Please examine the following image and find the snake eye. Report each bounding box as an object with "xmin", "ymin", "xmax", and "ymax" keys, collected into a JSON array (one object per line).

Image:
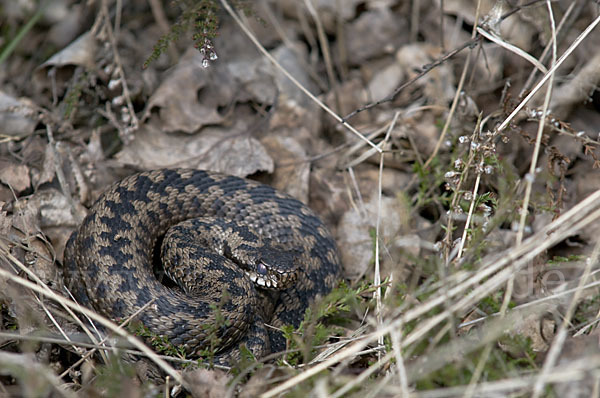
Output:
[{"xmin": 257, "ymin": 262, "xmax": 268, "ymax": 275}]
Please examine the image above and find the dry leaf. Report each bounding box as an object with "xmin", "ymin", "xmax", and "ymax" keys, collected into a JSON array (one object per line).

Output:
[
  {"xmin": 0, "ymin": 161, "xmax": 30, "ymax": 193},
  {"xmin": 261, "ymin": 135, "xmax": 310, "ymax": 203},
  {"xmin": 502, "ymin": 313, "xmax": 552, "ymax": 353},
  {"xmin": 11, "ymin": 188, "xmax": 86, "ymax": 258},
  {"xmin": 554, "ymin": 333, "xmax": 600, "ymax": 398},
  {"xmin": 240, "ymin": 365, "xmax": 293, "ymax": 398},
  {"xmin": 34, "ymin": 31, "xmax": 97, "ymax": 91},
  {"xmin": 143, "ymin": 49, "xmax": 224, "ymax": 133},
  {"xmin": 0, "ymin": 92, "xmax": 38, "ymax": 137},
  {"xmin": 338, "ymin": 193, "xmax": 408, "ymax": 280},
  {"xmin": 396, "ymin": 44, "xmax": 456, "ymax": 106},
  {"xmin": 345, "ymin": 6, "xmax": 408, "ymax": 65},
  {"xmin": 37, "ymin": 31, "xmax": 97, "ymax": 70},
  {"xmin": 183, "ymin": 368, "xmax": 229, "ymax": 398},
  {"xmin": 367, "ymin": 61, "xmax": 405, "ymax": 101},
  {"xmin": 116, "ymin": 117, "xmax": 274, "ymax": 177}
]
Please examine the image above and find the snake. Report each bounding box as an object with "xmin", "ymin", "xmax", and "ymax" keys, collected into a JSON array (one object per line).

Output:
[{"xmin": 62, "ymin": 168, "xmax": 340, "ymax": 360}]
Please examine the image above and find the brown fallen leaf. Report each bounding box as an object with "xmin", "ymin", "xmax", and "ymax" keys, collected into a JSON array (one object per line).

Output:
[
  {"xmin": 345, "ymin": 6, "xmax": 409, "ymax": 65},
  {"xmin": 0, "ymin": 92, "xmax": 38, "ymax": 138},
  {"xmin": 260, "ymin": 135, "xmax": 310, "ymax": 203},
  {"xmin": 34, "ymin": 31, "xmax": 97, "ymax": 93},
  {"xmin": 553, "ymin": 332, "xmax": 600, "ymax": 398},
  {"xmin": 337, "ymin": 193, "xmax": 410, "ymax": 280},
  {"xmin": 501, "ymin": 313, "xmax": 553, "ymax": 353},
  {"xmin": 143, "ymin": 49, "xmax": 224, "ymax": 134},
  {"xmin": 396, "ymin": 44, "xmax": 456, "ymax": 107},
  {"xmin": 11, "ymin": 187, "xmax": 86, "ymax": 259},
  {"xmin": 0, "ymin": 161, "xmax": 30, "ymax": 193},
  {"xmin": 239, "ymin": 365, "xmax": 294, "ymax": 398},
  {"xmin": 116, "ymin": 116, "xmax": 274, "ymax": 177},
  {"xmin": 183, "ymin": 368, "xmax": 230, "ymax": 398}
]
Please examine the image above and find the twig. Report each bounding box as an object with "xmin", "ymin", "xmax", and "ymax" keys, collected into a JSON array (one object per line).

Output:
[
  {"xmin": 340, "ymin": 0, "xmax": 584, "ymax": 125},
  {"xmin": 342, "ymin": 38, "xmax": 480, "ymax": 123}
]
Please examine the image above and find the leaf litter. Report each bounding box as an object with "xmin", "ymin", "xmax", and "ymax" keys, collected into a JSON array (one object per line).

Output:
[{"xmin": 0, "ymin": 0, "xmax": 600, "ymax": 396}]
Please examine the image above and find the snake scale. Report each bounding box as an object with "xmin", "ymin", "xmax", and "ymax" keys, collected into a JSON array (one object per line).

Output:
[{"xmin": 63, "ymin": 168, "xmax": 340, "ymax": 360}]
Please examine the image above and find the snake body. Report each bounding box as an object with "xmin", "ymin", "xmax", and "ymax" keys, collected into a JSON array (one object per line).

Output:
[{"xmin": 63, "ymin": 169, "xmax": 340, "ymax": 358}]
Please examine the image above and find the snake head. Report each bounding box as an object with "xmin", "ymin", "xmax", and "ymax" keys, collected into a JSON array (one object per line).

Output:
[{"xmin": 246, "ymin": 246, "xmax": 299, "ymax": 290}]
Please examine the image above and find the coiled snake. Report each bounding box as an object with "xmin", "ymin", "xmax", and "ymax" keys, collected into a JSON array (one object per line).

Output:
[{"xmin": 63, "ymin": 169, "xmax": 340, "ymax": 359}]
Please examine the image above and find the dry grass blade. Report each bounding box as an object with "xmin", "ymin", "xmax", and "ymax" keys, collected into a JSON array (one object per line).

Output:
[
  {"xmin": 496, "ymin": 13, "xmax": 600, "ymax": 133},
  {"xmin": 519, "ymin": 0, "xmax": 579, "ymax": 96},
  {"xmin": 262, "ymin": 187, "xmax": 600, "ymax": 396},
  {"xmin": 531, "ymin": 231, "xmax": 600, "ymax": 396},
  {"xmin": 0, "ymin": 267, "xmax": 183, "ymax": 385},
  {"xmin": 476, "ymin": 27, "xmax": 548, "ymax": 74},
  {"xmin": 516, "ymin": 0, "xmax": 558, "ymax": 246},
  {"xmin": 0, "ymin": 239, "xmax": 107, "ymax": 364},
  {"xmin": 411, "ymin": 355, "xmax": 600, "ymax": 397},
  {"xmin": 58, "ymin": 297, "xmax": 159, "ymax": 380},
  {"xmin": 303, "ymin": 0, "xmax": 337, "ymax": 102},
  {"xmin": 460, "ymin": 274, "xmax": 600, "ymax": 330},
  {"xmin": 373, "ymin": 112, "xmax": 399, "ymax": 351}
]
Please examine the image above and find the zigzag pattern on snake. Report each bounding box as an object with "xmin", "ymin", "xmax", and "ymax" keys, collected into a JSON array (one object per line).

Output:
[{"xmin": 63, "ymin": 168, "xmax": 340, "ymax": 359}]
